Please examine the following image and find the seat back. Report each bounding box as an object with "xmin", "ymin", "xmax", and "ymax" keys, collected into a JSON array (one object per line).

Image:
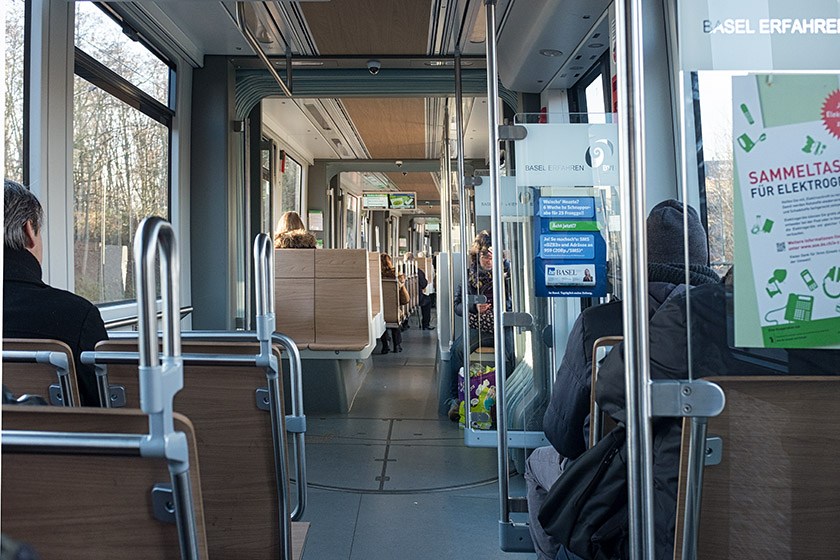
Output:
[
  {"xmin": 274, "ymin": 249, "xmax": 316, "ymax": 348},
  {"xmin": 95, "ymin": 339, "xmax": 290, "ymax": 559},
  {"xmin": 382, "ymin": 278, "xmax": 402, "ymax": 326},
  {"xmin": 368, "ymin": 252, "xmax": 382, "ymax": 318},
  {"xmin": 312, "ymin": 249, "xmax": 371, "ymax": 350},
  {"xmin": 589, "ymin": 336, "xmax": 623, "ymax": 448},
  {"xmin": 2, "ymin": 338, "xmax": 81, "ymax": 406},
  {"xmin": 673, "ymin": 376, "xmax": 840, "ymax": 559},
  {"xmin": 1, "ymin": 406, "xmax": 208, "ymax": 560}
]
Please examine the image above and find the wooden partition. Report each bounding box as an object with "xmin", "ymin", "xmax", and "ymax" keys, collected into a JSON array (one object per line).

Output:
[
  {"xmin": 311, "ymin": 249, "xmax": 370, "ymax": 351},
  {"xmin": 274, "ymin": 249, "xmax": 316, "ymax": 348},
  {"xmin": 368, "ymin": 252, "xmax": 382, "ymax": 318},
  {"xmin": 1, "ymin": 406, "xmax": 209, "ymax": 560},
  {"xmin": 673, "ymin": 377, "xmax": 840, "ymax": 560},
  {"xmin": 95, "ymin": 340, "xmax": 306, "ymax": 560},
  {"xmin": 2, "ymin": 339, "xmax": 81, "ymax": 406}
]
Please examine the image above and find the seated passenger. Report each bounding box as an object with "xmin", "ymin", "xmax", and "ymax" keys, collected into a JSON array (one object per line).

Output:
[
  {"xmin": 379, "ymin": 253, "xmax": 404, "ymax": 354},
  {"xmin": 273, "ymin": 210, "xmax": 316, "ymax": 248},
  {"xmin": 3, "ymin": 179, "xmax": 108, "ymax": 406},
  {"xmin": 526, "ymin": 200, "xmax": 720, "ymax": 560},
  {"xmin": 445, "ymin": 230, "xmax": 514, "ymax": 421}
]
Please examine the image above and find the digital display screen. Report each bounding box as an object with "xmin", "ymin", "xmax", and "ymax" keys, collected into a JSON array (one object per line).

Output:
[
  {"xmin": 388, "ymin": 192, "xmax": 415, "ymax": 210},
  {"xmin": 425, "ymin": 222, "xmax": 441, "ymax": 232},
  {"xmin": 362, "ymin": 192, "xmax": 389, "ymax": 209}
]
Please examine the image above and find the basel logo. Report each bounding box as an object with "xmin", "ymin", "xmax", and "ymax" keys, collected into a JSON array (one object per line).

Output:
[{"xmin": 584, "ymin": 139, "xmax": 614, "ymax": 168}]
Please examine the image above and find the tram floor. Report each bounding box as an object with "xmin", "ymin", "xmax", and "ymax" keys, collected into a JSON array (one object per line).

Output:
[{"xmin": 298, "ymin": 313, "xmax": 533, "ymax": 559}]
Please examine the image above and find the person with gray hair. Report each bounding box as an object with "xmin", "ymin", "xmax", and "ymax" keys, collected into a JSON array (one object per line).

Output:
[{"xmin": 4, "ymin": 179, "xmax": 108, "ymax": 406}]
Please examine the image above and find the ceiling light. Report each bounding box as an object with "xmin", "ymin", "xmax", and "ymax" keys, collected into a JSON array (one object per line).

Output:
[
  {"xmin": 589, "ymin": 43, "xmax": 604, "ymax": 48},
  {"xmin": 539, "ymin": 49, "xmax": 563, "ymax": 57}
]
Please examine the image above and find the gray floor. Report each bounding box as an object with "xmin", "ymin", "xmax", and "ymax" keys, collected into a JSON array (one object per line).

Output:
[{"xmin": 299, "ymin": 316, "xmax": 534, "ymax": 559}]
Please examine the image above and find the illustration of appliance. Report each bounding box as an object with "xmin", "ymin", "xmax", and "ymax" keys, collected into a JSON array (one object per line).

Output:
[
  {"xmin": 802, "ymin": 135, "xmax": 826, "ymax": 156},
  {"xmin": 766, "ymin": 269, "xmax": 786, "ymax": 298},
  {"xmin": 824, "ymin": 266, "xmax": 840, "ymax": 299},
  {"xmin": 740, "ymin": 103, "xmax": 754, "ymax": 124},
  {"xmin": 783, "ymin": 294, "xmax": 813, "ymax": 323},
  {"xmin": 801, "ymin": 269, "xmax": 818, "ymax": 291},
  {"xmin": 751, "ymin": 215, "xmax": 774, "ymax": 234},
  {"xmin": 737, "ymin": 132, "xmax": 766, "ymax": 152}
]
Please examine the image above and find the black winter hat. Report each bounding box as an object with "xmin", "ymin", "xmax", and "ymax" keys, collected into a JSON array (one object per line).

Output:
[{"xmin": 646, "ymin": 199, "xmax": 709, "ymax": 265}]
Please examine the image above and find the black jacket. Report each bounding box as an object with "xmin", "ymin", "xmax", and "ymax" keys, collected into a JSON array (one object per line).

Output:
[
  {"xmin": 543, "ymin": 263, "xmax": 721, "ymax": 460},
  {"xmin": 453, "ymin": 258, "xmax": 512, "ymax": 318},
  {"xmin": 3, "ymin": 248, "xmax": 108, "ymax": 406},
  {"xmin": 594, "ymin": 282, "xmax": 840, "ymax": 559}
]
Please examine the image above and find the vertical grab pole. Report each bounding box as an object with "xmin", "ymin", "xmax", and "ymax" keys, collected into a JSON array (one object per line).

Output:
[
  {"xmin": 614, "ymin": 0, "xmax": 656, "ymax": 558},
  {"xmin": 483, "ymin": 0, "xmax": 511, "ymax": 524},
  {"xmin": 681, "ymin": 418, "xmax": 708, "ymax": 560},
  {"xmin": 454, "ymin": 50, "xmax": 473, "ymax": 428},
  {"xmin": 253, "ymin": 234, "xmax": 293, "ymax": 559},
  {"xmin": 134, "ymin": 217, "xmax": 199, "ymax": 560}
]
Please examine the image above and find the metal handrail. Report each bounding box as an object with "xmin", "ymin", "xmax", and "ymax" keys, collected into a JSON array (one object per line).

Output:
[
  {"xmin": 134, "ymin": 216, "xmax": 199, "ymax": 560},
  {"xmin": 103, "ymin": 306, "xmax": 194, "ymax": 330},
  {"xmin": 253, "ymin": 234, "xmax": 293, "ymax": 560},
  {"xmin": 235, "ymin": 2, "xmax": 293, "ymax": 98},
  {"xmin": 2, "ymin": 350, "xmax": 75, "ymax": 407}
]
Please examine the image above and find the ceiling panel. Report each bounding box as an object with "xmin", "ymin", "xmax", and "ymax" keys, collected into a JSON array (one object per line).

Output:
[
  {"xmin": 300, "ymin": 0, "xmax": 431, "ymax": 56},
  {"xmin": 384, "ymin": 172, "xmax": 437, "ymax": 201},
  {"xmin": 341, "ymin": 98, "xmax": 427, "ymax": 159}
]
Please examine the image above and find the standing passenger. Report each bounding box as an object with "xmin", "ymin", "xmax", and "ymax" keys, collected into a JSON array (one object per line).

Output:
[
  {"xmin": 3, "ymin": 179, "xmax": 109, "ymax": 406},
  {"xmin": 273, "ymin": 210, "xmax": 317, "ymax": 248},
  {"xmin": 415, "ymin": 251, "xmax": 434, "ymax": 330},
  {"xmin": 379, "ymin": 253, "xmax": 404, "ymax": 354}
]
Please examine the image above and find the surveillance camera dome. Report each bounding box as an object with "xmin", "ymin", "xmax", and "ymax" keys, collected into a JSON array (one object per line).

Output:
[
  {"xmin": 402, "ymin": 171, "xmax": 407, "ymax": 176},
  {"xmin": 395, "ymin": 160, "xmax": 403, "ymax": 167},
  {"xmin": 367, "ymin": 59, "xmax": 381, "ymax": 75}
]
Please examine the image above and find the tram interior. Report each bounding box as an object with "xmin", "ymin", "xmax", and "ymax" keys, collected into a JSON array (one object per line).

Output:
[{"xmin": 4, "ymin": 0, "xmax": 840, "ymax": 559}]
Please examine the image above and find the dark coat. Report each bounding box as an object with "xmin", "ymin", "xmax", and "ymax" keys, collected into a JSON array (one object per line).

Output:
[
  {"xmin": 593, "ymin": 282, "xmax": 837, "ymax": 559},
  {"xmin": 418, "ymin": 269, "xmax": 430, "ymax": 306},
  {"xmin": 542, "ymin": 262, "xmax": 721, "ymax": 461},
  {"xmin": 453, "ymin": 258, "xmax": 512, "ymax": 319},
  {"xmin": 274, "ymin": 229, "xmax": 317, "ymax": 248},
  {"xmin": 3, "ymin": 248, "xmax": 108, "ymax": 406},
  {"xmin": 542, "ymin": 281, "xmax": 684, "ymax": 460}
]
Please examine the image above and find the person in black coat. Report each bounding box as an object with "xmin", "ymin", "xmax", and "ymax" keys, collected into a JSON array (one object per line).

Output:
[
  {"xmin": 3, "ymin": 179, "xmax": 108, "ymax": 406},
  {"xmin": 527, "ymin": 200, "xmax": 720, "ymax": 560},
  {"xmin": 414, "ymin": 252, "xmax": 434, "ymax": 330}
]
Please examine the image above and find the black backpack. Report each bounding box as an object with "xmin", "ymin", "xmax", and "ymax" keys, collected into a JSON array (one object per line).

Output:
[{"xmin": 538, "ymin": 425, "xmax": 629, "ymax": 560}]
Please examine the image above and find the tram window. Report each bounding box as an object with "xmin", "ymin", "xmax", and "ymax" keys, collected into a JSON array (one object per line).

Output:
[
  {"xmin": 74, "ymin": 2, "xmax": 170, "ymax": 106},
  {"xmin": 696, "ymin": 71, "xmax": 740, "ymax": 277},
  {"xmin": 72, "ymin": 2, "xmax": 173, "ymax": 304},
  {"xmin": 345, "ymin": 195, "xmax": 359, "ymax": 248},
  {"xmin": 568, "ymin": 53, "xmax": 610, "ymax": 122},
  {"xmin": 5, "ymin": 0, "xmax": 27, "ymax": 183},
  {"xmin": 279, "ymin": 155, "xmax": 302, "ymax": 215}
]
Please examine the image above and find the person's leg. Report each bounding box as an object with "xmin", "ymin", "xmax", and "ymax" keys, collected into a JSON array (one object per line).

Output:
[
  {"xmin": 392, "ymin": 327, "xmax": 402, "ymax": 351},
  {"xmin": 379, "ymin": 332, "xmax": 390, "ymax": 354},
  {"xmin": 525, "ymin": 446, "xmax": 566, "ymax": 560},
  {"xmin": 445, "ymin": 333, "xmax": 466, "ymax": 420},
  {"xmin": 421, "ymin": 301, "xmax": 432, "ymax": 328}
]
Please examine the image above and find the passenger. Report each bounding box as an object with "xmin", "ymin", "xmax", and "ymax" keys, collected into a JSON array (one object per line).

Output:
[
  {"xmin": 526, "ymin": 200, "xmax": 720, "ymax": 560},
  {"xmin": 379, "ymin": 253, "xmax": 404, "ymax": 354},
  {"xmin": 445, "ymin": 230, "xmax": 514, "ymax": 421},
  {"xmin": 415, "ymin": 251, "xmax": 434, "ymax": 330},
  {"xmin": 3, "ymin": 179, "xmax": 108, "ymax": 406},
  {"xmin": 273, "ymin": 210, "xmax": 316, "ymax": 248}
]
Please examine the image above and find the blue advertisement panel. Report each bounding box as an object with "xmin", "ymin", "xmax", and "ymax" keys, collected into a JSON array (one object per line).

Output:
[{"xmin": 534, "ymin": 190, "xmax": 607, "ymax": 298}]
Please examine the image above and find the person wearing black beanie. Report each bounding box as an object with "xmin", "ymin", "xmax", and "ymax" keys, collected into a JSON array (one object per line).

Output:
[{"xmin": 526, "ymin": 199, "xmax": 719, "ymax": 560}]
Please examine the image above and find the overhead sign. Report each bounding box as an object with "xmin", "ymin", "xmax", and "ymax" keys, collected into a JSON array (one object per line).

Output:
[
  {"xmin": 533, "ymin": 188, "xmax": 607, "ymax": 298},
  {"xmin": 362, "ymin": 192, "xmax": 389, "ymax": 209},
  {"xmin": 388, "ymin": 192, "xmax": 415, "ymax": 210},
  {"xmin": 678, "ymin": 0, "xmax": 840, "ymax": 71},
  {"xmin": 515, "ymin": 123, "xmax": 619, "ymax": 187},
  {"xmin": 425, "ymin": 221, "xmax": 441, "ymax": 232},
  {"xmin": 732, "ymin": 74, "xmax": 840, "ymax": 348}
]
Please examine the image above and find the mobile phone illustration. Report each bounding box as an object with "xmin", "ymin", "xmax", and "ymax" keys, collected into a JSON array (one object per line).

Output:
[
  {"xmin": 784, "ymin": 294, "xmax": 813, "ymax": 323},
  {"xmin": 801, "ymin": 269, "xmax": 818, "ymax": 291}
]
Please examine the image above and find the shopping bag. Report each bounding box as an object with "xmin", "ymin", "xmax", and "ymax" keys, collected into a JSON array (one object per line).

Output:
[{"xmin": 457, "ymin": 363, "xmax": 496, "ymax": 429}]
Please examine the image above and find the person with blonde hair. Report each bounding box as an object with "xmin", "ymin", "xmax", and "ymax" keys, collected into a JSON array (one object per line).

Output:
[{"xmin": 273, "ymin": 211, "xmax": 316, "ymax": 248}]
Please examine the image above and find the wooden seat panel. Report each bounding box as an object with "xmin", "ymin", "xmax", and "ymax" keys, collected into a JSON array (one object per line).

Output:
[{"xmin": 2, "ymin": 338, "xmax": 81, "ymax": 406}]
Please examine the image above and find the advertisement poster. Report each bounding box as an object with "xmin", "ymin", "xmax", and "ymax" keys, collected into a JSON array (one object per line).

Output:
[
  {"xmin": 533, "ymin": 188, "xmax": 607, "ymax": 298},
  {"xmin": 733, "ymin": 74, "xmax": 840, "ymax": 348},
  {"xmin": 362, "ymin": 192, "xmax": 389, "ymax": 209}
]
